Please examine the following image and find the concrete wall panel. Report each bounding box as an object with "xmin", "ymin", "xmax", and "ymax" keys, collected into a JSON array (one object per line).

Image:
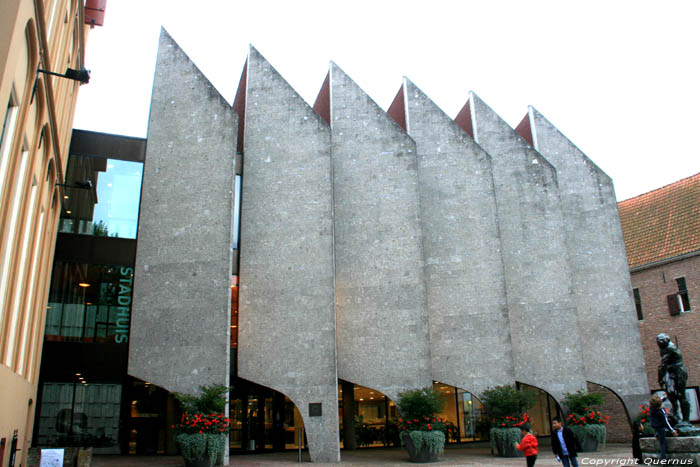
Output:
[
  {"xmin": 463, "ymin": 93, "xmax": 586, "ymax": 401},
  {"xmin": 327, "ymin": 64, "xmax": 432, "ymax": 403},
  {"xmin": 129, "ymin": 29, "xmax": 235, "ymax": 395},
  {"xmin": 237, "ymin": 47, "xmax": 339, "ymax": 463},
  {"xmin": 524, "ymin": 108, "xmax": 649, "ymax": 400},
  {"xmin": 400, "ymin": 80, "xmax": 514, "ymax": 395}
]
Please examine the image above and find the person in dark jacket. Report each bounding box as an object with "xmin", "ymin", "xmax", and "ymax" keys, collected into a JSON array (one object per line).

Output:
[
  {"xmin": 551, "ymin": 417, "xmax": 581, "ymax": 467},
  {"xmin": 631, "ymin": 420, "xmax": 645, "ymax": 463},
  {"xmin": 649, "ymin": 394, "xmax": 678, "ymax": 460}
]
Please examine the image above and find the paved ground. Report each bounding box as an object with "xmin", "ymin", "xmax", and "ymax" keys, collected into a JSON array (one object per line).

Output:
[{"xmin": 92, "ymin": 443, "xmax": 640, "ymax": 466}]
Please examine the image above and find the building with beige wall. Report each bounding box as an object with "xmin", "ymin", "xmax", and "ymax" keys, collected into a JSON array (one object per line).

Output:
[{"xmin": 0, "ymin": 1, "xmax": 101, "ymax": 465}]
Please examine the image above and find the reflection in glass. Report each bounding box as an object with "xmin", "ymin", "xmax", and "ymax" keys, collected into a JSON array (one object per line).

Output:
[
  {"xmin": 36, "ymin": 382, "xmax": 122, "ymax": 454},
  {"xmin": 45, "ymin": 262, "xmax": 133, "ymax": 343},
  {"xmin": 58, "ymin": 155, "xmax": 142, "ymax": 239}
]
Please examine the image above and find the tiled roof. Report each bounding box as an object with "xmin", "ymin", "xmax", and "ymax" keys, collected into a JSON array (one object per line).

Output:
[{"xmin": 618, "ymin": 173, "xmax": 700, "ymax": 269}]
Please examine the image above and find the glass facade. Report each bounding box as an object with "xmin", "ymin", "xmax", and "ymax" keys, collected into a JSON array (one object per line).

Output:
[
  {"xmin": 34, "ymin": 135, "xmax": 146, "ymax": 455},
  {"xmin": 36, "ymin": 383, "xmax": 122, "ymax": 453},
  {"xmin": 45, "ymin": 262, "xmax": 134, "ymax": 343},
  {"xmin": 58, "ymin": 156, "xmax": 142, "ymax": 239}
]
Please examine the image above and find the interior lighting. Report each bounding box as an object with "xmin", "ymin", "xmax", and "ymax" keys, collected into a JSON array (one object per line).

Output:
[
  {"xmin": 78, "ymin": 283, "xmax": 90, "ymax": 288},
  {"xmin": 65, "ymin": 210, "xmax": 72, "ymax": 214}
]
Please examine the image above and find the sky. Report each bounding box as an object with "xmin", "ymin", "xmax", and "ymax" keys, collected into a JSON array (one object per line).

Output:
[{"xmin": 72, "ymin": 0, "xmax": 700, "ymax": 202}]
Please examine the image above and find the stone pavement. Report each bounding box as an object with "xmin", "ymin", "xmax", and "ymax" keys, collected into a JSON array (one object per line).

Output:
[{"xmin": 92, "ymin": 444, "xmax": 641, "ymax": 466}]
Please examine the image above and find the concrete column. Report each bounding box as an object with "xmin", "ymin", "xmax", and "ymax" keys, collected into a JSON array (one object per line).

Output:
[
  {"xmin": 518, "ymin": 108, "xmax": 649, "ymax": 401},
  {"xmin": 341, "ymin": 380, "xmax": 356, "ymax": 450},
  {"xmin": 236, "ymin": 46, "xmax": 339, "ymax": 462},
  {"xmin": 129, "ymin": 28, "xmax": 235, "ymax": 395},
  {"xmin": 457, "ymin": 93, "xmax": 586, "ymax": 401},
  {"xmin": 316, "ymin": 63, "xmax": 433, "ymax": 404},
  {"xmin": 395, "ymin": 79, "xmax": 515, "ymax": 395}
]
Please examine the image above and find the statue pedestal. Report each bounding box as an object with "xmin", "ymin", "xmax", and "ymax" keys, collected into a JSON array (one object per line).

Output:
[
  {"xmin": 676, "ymin": 422, "xmax": 700, "ymax": 437},
  {"xmin": 641, "ymin": 435, "xmax": 700, "ymax": 465}
]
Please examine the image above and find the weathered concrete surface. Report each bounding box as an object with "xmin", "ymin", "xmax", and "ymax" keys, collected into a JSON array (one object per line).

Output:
[
  {"xmin": 520, "ymin": 108, "xmax": 649, "ymax": 405},
  {"xmin": 237, "ymin": 47, "xmax": 339, "ymax": 462},
  {"xmin": 458, "ymin": 93, "xmax": 586, "ymax": 401},
  {"xmin": 322, "ymin": 63, "xmax": 432, "ymax": 403},
  {"xmin": 641, "ymin": 435, "xmax": 700, "ymax": 465},
  {"xmin": 397, "ymin": 79, "xmax": 514, "ymax": 395},
  {"xmin": 129, "ymin": 29, "xmax": 235, "ymax": 394}
]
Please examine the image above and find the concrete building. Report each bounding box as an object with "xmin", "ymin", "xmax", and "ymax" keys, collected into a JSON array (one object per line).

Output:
[
  {"xmin": 618, "ymin": 173, "xmax": 700, "ymax": 418},
  {"xmin": 119, "ymin": 30, "xmax": 651, "ymax": 461},
  {"xmin": 28, "ymin": 29, "xmax": 650, "ymax": 462},
  {"xmin": 0, "ymin": 0, "xmax": 101, "ymax": 465}
]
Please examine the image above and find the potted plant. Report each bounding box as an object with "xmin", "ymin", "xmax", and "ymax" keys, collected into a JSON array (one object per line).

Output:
[
  {"xmin": 172, "ymin": 385, "xmax": 231, "ymax": 467},
  {"xmin": 396, "ymin": 387, "xmax": 447, "ymax": 463},
  {"xmin": 563, "ymin": 390, "xmax": 609, "ymax": 452},
  {"xmin": 480, "ymin": 385, "xmax": 536, "ymax": 457}
]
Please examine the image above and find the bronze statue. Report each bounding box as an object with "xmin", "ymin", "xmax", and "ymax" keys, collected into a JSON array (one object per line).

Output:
[{"xmin": 656, "ymin": 333, "xmax": 690, "ymax": 423}]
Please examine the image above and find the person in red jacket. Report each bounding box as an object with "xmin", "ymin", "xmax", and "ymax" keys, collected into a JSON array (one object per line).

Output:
[{"xmin": 516, "ymin": 423, "xmax": 539, "ymax": 467}]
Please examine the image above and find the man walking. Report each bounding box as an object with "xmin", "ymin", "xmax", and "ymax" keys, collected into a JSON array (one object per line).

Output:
[{"xmin": 551, "ymin": 417, "xmax": 581, "ymax": 467}]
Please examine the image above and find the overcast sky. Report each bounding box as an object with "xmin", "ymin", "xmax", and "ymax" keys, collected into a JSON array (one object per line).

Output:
[{"xmin": 72, "ymin": 0, "xmax": 700, "ymax": 201}]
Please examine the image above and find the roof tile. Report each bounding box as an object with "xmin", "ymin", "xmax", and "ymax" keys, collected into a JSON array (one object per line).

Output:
[{"xmin": 618, "ymin": 173, "xmax": 700, "ymax": 268}]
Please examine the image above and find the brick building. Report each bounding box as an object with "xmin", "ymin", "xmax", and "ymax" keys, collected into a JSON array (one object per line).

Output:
[{"xmin": 619, "ymin": 172, "xmax": 700, "ymax": 419}]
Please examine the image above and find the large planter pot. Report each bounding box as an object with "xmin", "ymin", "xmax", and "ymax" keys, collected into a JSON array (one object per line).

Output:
[
  {"xmin": 400, "ymin": 431, "xmax": 445, "ymax": 463},
  {"xmin": 175, "ymin": 433, "xmax": 227, "ymax": 467},
  {"xmin": 490, "ymin": 427, "xmax": 523, "ymax": 457},
  {"xmin": 570, "ymin": 425, "xmax": 605, "ymax": 452}
]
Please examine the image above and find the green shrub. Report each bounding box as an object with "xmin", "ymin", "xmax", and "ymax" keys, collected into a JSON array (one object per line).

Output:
[
  {"xmin": 174, "ymin": 384, "xmax": 230, "ymax": 414},
  {"xmin": 562, "ymin": 390, "xmax": 604, "ymax": 415},
  {"xmin": 480, "ymin": 385, "xmax": 536, "ymax": 422},
  {"xmin": 396, "ymin": 387, "xmax": 446, "ymax": 421}
]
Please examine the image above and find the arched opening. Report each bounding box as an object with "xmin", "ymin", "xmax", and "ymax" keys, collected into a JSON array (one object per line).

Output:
[
  {"xmin": 586, "ymin": 381, "xmax": 634, "ymax": 443},
  {"xmin": 431, "ymin": 381, "xmax": 488, "ymax": 443},
  {"xmin": 338, "ymin": 382, "xmax": 396, "ymax": 448},
  {"xmin": 228, "ymin": 380, "xmax": 304, "ymax": 453},
  {"xmin": 516, "ymin": 382, "xmax": 562, "ymax": 437}
]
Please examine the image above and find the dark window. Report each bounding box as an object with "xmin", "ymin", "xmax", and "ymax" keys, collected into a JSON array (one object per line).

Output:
[
  {"xmin": 676, "ymin": 277, "xmax": 691, "ymax": 312},
  {"xmin": 633, "ymin": 288, "xmax": 643, "ymax": 320}
]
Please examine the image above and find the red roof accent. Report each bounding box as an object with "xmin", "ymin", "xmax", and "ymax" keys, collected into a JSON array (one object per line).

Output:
[
  {"xmin": 312, "ymin": 73, "xmax": 330, "ymax": 124},
  {"xmin": 618, "ymin": 172, "xmax": 700, "ymax": 268},
  {"xmin": 515, "ymin": 112, "xmax": 534, "ymax": 147},
  {"xmin": 387, "ymin": 85, "xmax": 406, "ymax": 131},
  {"xmin": 454, "ymin": 100, "xmax": 474, "ymax": 138}
]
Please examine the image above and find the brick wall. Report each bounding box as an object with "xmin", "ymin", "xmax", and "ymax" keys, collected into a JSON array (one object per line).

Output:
[
  {"xmin": 632, "ymin": 254, "xmax": 700, "ymax": 390},
  {"xmin": 587, "ymin": 382, "xmax": 632, "ymax": 443}
]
